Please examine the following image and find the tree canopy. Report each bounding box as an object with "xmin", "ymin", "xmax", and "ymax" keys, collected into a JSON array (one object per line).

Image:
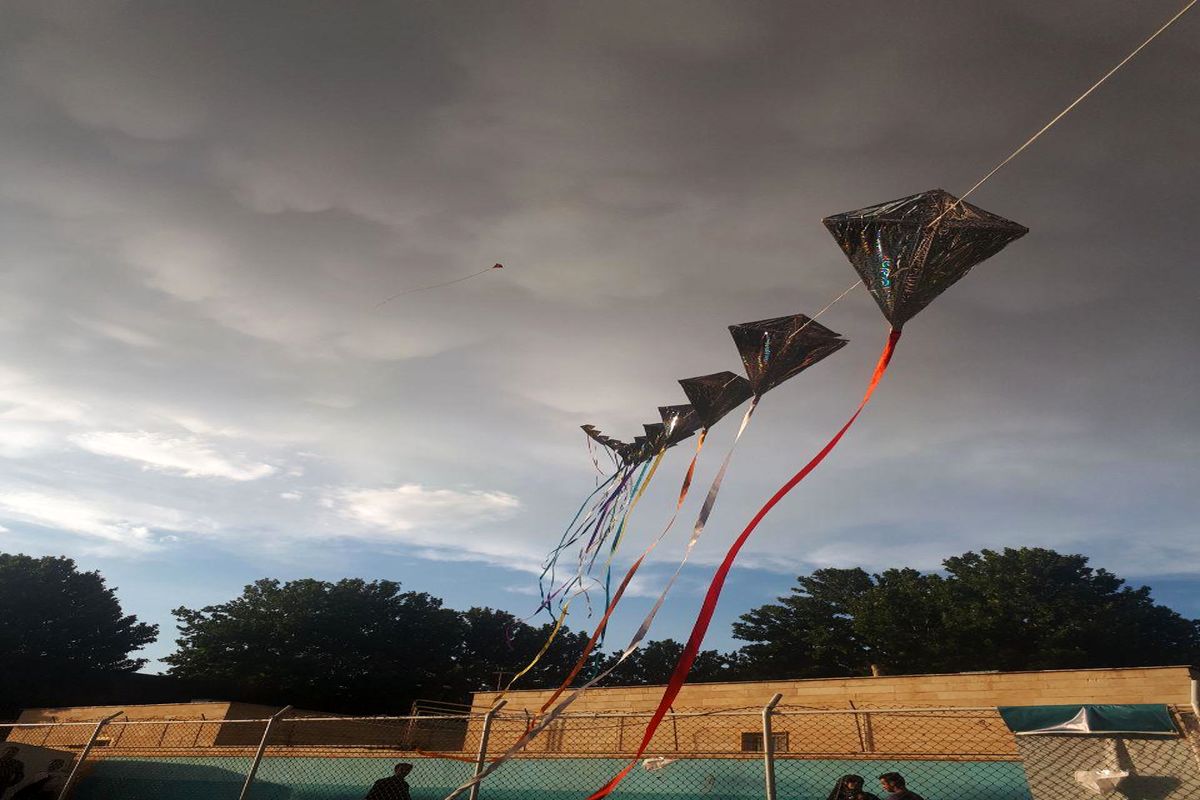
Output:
[
  {"xmin": 8, "ymin": 545, "xmax": 1198, "ymax": 717},
  {"xmin": 166, "ymin": 578, "xmax": 468, "ymax": 714},
  {"xmin": 733, "ymin": 547, "xmax": 1200, "ymax": 679},
  {"xmin": 457, "ymin": 606, "xmax": 601, "ymax": 694},
  {"xmin": 0, "ymin": 553, "xmax": 158, "ymax": 714},
  {"xmin": 599, "ymin": 639, "xmax": 731, "ymax": 686},
  {"xmin": 165, "ymin": 579, "xmax": 621, "ymax": 713}
]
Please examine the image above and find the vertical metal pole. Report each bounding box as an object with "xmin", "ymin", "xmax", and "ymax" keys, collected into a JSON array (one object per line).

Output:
[
  {"xmin": 403, "ymin": 701, "xmax": 420, "ymax": 751},
  {"xmin": 849, "ymin": 700, "xmax": 867, "ymax": 753},
  {"xmin": 58, "ymin": 711, "xmax": 121, "ymax": 800},
  {"xmin": 237, "ymin": 705, "xmax": 292, "ymax": 800},
  {"xmin": 762, "ymin": 693, "xmax": 784, "ymax": 800},
  {"xmin": 468, "ymin": 700, "xmax": 506, "ymax": 800},
  {"xmin": 1189, "ymin": 665, "xmax": 1199, "ymax": 718}
]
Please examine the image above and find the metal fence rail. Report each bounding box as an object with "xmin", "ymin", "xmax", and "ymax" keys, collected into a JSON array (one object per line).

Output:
[{"xmin": 3, "ymin": 702, "xmax": 1198, "ymax": 799}]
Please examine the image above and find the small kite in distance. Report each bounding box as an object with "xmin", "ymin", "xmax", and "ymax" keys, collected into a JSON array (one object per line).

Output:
[{"xmin": 375, "ymin": 263, "xmax": 504, "ymax": 308}]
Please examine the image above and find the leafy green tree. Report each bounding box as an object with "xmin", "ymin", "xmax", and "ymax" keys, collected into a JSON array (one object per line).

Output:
[
  {"xmin": 731, "ymin": 567, "xmax": 874, "ymax": 679},
  {"xmin": 936, "ymin": 548, "xmax": 1200, "ymax": 671},
  {"xmin": 599, "ymin": 639, "xmax": 731, "ymax": 685},
  {"xmin": 733, "ymin": 548, "xmax": 1200, "ymax": 678},
  {"xmin": 457, "ymin": 606, "xmax": 602, "ymax": 693},
  {"xmin": 0, "ymin": 553, "xmax": 158, "ymax": 714},
  {"xmin": 850, "ymin": 567, "xmax": 950, "ymax": 673},
  {"xmin": 165, "ymin": 578, "xmax": 464, "ymax": 714}
]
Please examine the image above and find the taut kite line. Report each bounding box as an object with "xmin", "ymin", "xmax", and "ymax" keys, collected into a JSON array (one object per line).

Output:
[{"xmin": 375, "ymin": 263, "xmax": 503, "ymax": 308}]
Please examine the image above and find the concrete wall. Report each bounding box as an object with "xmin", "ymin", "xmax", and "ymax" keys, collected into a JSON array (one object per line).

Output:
[
  {"xmin": 8, "ymin": 703, "xmax": 281, "ymax": 751},
  {"xmin": 472, "ymin": 665, "xmax": 1193, "ymax": 714},
  {"xmin": 7, "ymin": 703, "xmax": 316, "ymax": 751},
  {"xmin": 14, "ymin": 702, "xmax": 245, "ymax": 725}
]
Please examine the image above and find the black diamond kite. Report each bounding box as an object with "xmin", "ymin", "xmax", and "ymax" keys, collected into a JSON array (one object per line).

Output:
[
  {"xmin": 822, "ymin": 188, "xmax": 1028, "ymax": 329},
  {"xmin": 658, "ymin": 404, "xmax": 701, "ymax": 447},
  {"xmin": 728, "ymin": 314, "xmax": 848, "ymax": 396},
  {"xmin": 678, "ymin": 371, "xmax": 753, "ymax": 430}
]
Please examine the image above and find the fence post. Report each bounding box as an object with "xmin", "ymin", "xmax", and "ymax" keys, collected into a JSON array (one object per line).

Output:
[
  {"xmin": 237, "ymin": 705, "xmax": 292, "ymax": 800},
  {"xmin": 58, "ymin": 711, "xmax": 122, "ymax": 800},
  {"xmin": 1190, "ymin": 665, "xmax": 1199, "ymax": 718},
  {"xmin": 762, "ymin": 693, "xmax": 784, "ymax": 800},
  {"xmin": 469, "ymin": 700, "xmax": 506, "ymax": 800}
]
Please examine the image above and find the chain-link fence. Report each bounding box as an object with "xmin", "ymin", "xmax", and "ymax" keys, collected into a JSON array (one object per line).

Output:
[{"xmin": 3, "ymin": 702, "xmax": 1198, "ymax": 799}]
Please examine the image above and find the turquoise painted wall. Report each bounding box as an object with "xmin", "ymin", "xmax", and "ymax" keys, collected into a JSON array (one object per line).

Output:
[{"xmin": 72, "ymin": 755, "xmax": 1032, "ymax": 799}]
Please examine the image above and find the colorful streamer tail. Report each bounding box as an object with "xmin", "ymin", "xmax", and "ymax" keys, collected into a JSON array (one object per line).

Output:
[{"xmin": 586, "ymin": 328, "xmax": 901, "ymax": 800}]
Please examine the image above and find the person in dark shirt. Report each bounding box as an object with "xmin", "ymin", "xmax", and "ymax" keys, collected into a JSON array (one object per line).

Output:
[
  {"xmin": 878, "ymin": 771, "xmax": 924, "ymax": 800},
  {"xmin": 364, "ymin": 762, "xmax": 413, "ymax": 800},
  {"xmin": 826, "ymin": 773, "xmax": 880, "ymax": 800},
  {"xmin": 0, "ymin": 747, "xmax": 26, "ymax": 796}
]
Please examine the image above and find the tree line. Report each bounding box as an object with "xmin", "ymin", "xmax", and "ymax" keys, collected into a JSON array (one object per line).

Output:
[{"xmin": 2, "ymin": 547, "xmax": 1198, "ymax": 717}]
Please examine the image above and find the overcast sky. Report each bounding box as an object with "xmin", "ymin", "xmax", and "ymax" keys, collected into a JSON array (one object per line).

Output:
[{"xmin": 1, "ymin": 1, "xmax": 1197, "ymax": 672}]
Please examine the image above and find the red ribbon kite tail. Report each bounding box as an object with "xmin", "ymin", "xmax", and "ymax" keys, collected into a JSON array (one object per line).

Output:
[{"xmin": 587, "ymin": 328, "xmax": 901, "ymax": 800}]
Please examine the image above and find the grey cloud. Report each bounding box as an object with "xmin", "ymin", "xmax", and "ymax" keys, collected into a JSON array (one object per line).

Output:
[{"xmin": 0, "ymin": 1, "xmax": 1195, "ymax": 601}]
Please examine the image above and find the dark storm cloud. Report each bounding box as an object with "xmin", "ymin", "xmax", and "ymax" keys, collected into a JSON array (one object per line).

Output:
[{"xmin": 0, "ymin": 1, "xmax": 1195, "ymax": 588}]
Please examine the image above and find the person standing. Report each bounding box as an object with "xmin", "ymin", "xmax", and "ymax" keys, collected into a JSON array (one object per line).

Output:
[
  {"xmin": 827, "ymin": 773, "xmax": 880, "ymax": 800},
  {"xmin": 878, "ymin": 772, "xmax": 924, "ymax": 800},
  {"xmin": 364, "ymin": 762, "xmax": 413, "ymax": 800}
]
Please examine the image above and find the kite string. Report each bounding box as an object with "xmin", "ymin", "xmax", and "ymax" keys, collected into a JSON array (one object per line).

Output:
[
  {"xmin": 374, "ymin": 264, "xmax": 500, "ymax": 308},
  {"xmin": 828, "ymin": 0, "xmax": 1197, "ymax": 302},
  {"xmin": 585, "ymin": 330, "xmax": 901, "ymax": 800},
  {"xmin": 940, "ymin": 0, "xmax": 1198, "ymax": 221},
  {"xmin": 495, "ymin": 6, "xmax": 1197, "ymax": 789},
  {"xmin": 797, "ymin": 277, "xmax": 863, "ymax": 335},
  {"xmin": 578, "ymin": 7, "xmax": 1198, "ymax": 797}
]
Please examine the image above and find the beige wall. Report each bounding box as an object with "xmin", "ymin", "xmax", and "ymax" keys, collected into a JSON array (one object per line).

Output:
[
  {"xmin": 472, "ymin": 666, "xmax": 1194, "ymax": 714},
  {"xmin": 6, "ymin": 702, "xmax": 316, "ymax": 751},
  {"xmin": 474, "ymin": 707, "xmax": 1023, "ymax": 758},
  {"xmin": 14, "ymin": 702, "xmax": 242, "ymax": 725},
  {"xmin": 465, "ymin": 667, "xmax": 1195, "ymax": 760}
]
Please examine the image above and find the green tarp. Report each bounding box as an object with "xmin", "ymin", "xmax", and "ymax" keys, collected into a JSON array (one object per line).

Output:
[{"xmin": 998, "ymin": 704, "xmax": 1176, "ymax": 735}]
